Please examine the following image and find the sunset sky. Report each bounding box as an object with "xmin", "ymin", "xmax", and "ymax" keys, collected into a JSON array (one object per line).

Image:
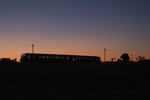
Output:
[{"xmin": 0, "ymin": 0, "xmax": 150, "ymax": 61}]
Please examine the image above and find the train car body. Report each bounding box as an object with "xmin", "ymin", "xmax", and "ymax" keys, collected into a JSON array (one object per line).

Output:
[{"xmin": 20, "ymin": 53, "xmax": 101, "ymax": 63}]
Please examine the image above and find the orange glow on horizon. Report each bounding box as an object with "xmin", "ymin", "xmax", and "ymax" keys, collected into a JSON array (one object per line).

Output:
[{"xmin": 0, "ymin": 48, "xmax": 150, "ymax": 62}]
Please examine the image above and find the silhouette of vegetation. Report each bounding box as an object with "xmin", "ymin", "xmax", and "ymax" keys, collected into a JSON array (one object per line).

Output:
[
  {"xmin": 117, "ymin": 59, "xmax": 122, "ymax": 63},
  {"xmin": 136, "ymin": 56, "xmax": 146, "ymax": 61},
  {"xmin": 0, "ymin": 58, "xmax": 17, "ymax": 63},
  {"xmin": 120, "ymin": 53, "xmax": 130, "ymax": 62}
]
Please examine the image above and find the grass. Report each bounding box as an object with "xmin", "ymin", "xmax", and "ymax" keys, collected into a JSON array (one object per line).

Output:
[{"xmin": 0, "ymin": 62, "xmax": 150, "ymax": 100}]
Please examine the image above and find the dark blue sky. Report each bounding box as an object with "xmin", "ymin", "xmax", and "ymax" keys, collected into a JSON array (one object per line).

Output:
[{"xmin": 0, "ymin": 0, "xmax": 150, "ymax": 60}]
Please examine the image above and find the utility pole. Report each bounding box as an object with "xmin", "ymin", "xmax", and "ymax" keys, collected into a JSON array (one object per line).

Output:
[
  {"xmin": 32, "ymin": 44, "xmax": 34, "ymax": 53},
  {"xmin": 104, "ymin": 48, "xmax": 107, "ymax": 62}
]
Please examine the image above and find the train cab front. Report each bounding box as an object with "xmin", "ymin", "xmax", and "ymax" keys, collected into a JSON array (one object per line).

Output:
[{"xmin": 20, "ymin": 53, "xmax": 27, "ymax": 63}]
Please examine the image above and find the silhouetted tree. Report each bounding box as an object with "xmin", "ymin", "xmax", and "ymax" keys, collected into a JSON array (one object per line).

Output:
[
  {"xmin": 117, "ymin": 59, "xmax": 122, "ymax": 63},
  {"xmin": 136, "ymin": 56, "xmax": 145, "ymax": 61},
  {"xmin": 120, "ymin": 53, "xmax": 130, "ymax": 62},
  {"xmin": 0, "ymin": 58, "xmax": 11, "ymax": 63},
  {"xmin": 0, "ymin": 58, "xmax": 17, "ymax": 63},
  {"xmin": 12, "ymin": 58, "xmax": 17, "ymax": 62},
  {"xmin": 111, "ymin": 58, "xmax": 114, "ymax": 62}
]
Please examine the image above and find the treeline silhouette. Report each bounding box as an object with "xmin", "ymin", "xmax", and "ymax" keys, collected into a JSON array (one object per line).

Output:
[{"xmin": 0, "ymin": 58, "xmax": 17, "ymax": 63}]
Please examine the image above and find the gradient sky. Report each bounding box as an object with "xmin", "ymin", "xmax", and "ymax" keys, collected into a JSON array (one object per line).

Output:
[{"xmin": 0, "ymin": 0, "xmax": 150, "ymax": 61}]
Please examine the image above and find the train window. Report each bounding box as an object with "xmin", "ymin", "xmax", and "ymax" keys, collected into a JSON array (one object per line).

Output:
[
  {"xmin": 28, "ymin": 55, "xmax": 31, "ymax": 59},
  {"xmin": 61, "ymin": 56, "xmax": 65, "ymax": 60},
  {"xmin": 56, "ymin": 56, "xmax": 59, "ymax": 59},
  {"xmin": 52, "ymin": 56, "xmax": 55, "ymax": 59},
  {"xmin": 67, "ymin": 57, "xmax": 69, "ymax": 60},
  {"xmin": 42, "ymin": 56, "xmax": 45, "ymax": 58},
  {"xmin": 73, "ymin": 58, "xmax": 75, "ymax": 61},
  {"xmin": 39, "ymin": 56, "xmax": 41, "ymax": 59}
]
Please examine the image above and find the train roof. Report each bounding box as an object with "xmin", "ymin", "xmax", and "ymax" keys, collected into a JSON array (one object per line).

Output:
[{"xmin": 21, "ymin": 53, "xmax": 100, "ymax": 58}]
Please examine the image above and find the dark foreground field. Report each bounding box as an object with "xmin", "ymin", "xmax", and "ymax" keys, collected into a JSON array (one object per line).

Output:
[{"xmin": 0, "ymin": 62, "xmax": 150, "ymax": 100}]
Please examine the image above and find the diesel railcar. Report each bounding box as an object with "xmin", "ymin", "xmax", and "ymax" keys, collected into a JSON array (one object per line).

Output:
[{"xmin": 20, "ymin": 53, "xmax": 101, "ymax": 63}]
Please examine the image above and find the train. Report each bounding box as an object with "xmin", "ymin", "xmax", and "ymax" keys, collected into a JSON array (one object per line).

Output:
[{"xmin": 20, "ymin": 53, "xmax": 101, "ymax": 63}]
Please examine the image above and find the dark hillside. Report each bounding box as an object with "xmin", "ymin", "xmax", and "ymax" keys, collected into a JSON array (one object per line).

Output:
[{"xmin": 0, "ymin": 62, "xmax": 150, "ymax": 100}]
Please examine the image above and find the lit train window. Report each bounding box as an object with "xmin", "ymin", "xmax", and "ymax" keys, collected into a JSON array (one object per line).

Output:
[
  {"xmin": 73, "ymin": 58, "xmax": 75, "ymax": 61},
  {"xmin": 28, "ymin": 55, "xmax": 31, "ymax": 59},
  {"xmin": 39, "ymin": 56, "xmax": 41, "ymax": 59},
  {"xmin": 42, "ymin": 56, "xmax": 45, "ymax": 58},
  {"xmin": 67, "ymin": 57, "xmax": 69, "ymax": 60},
  {"xmin": 76, "ymin": 57, "xmax": 79, "ymax": 59},
  {"xmin": 80, "ymin": 57, "xmax": 83, "ymax": 60}
]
